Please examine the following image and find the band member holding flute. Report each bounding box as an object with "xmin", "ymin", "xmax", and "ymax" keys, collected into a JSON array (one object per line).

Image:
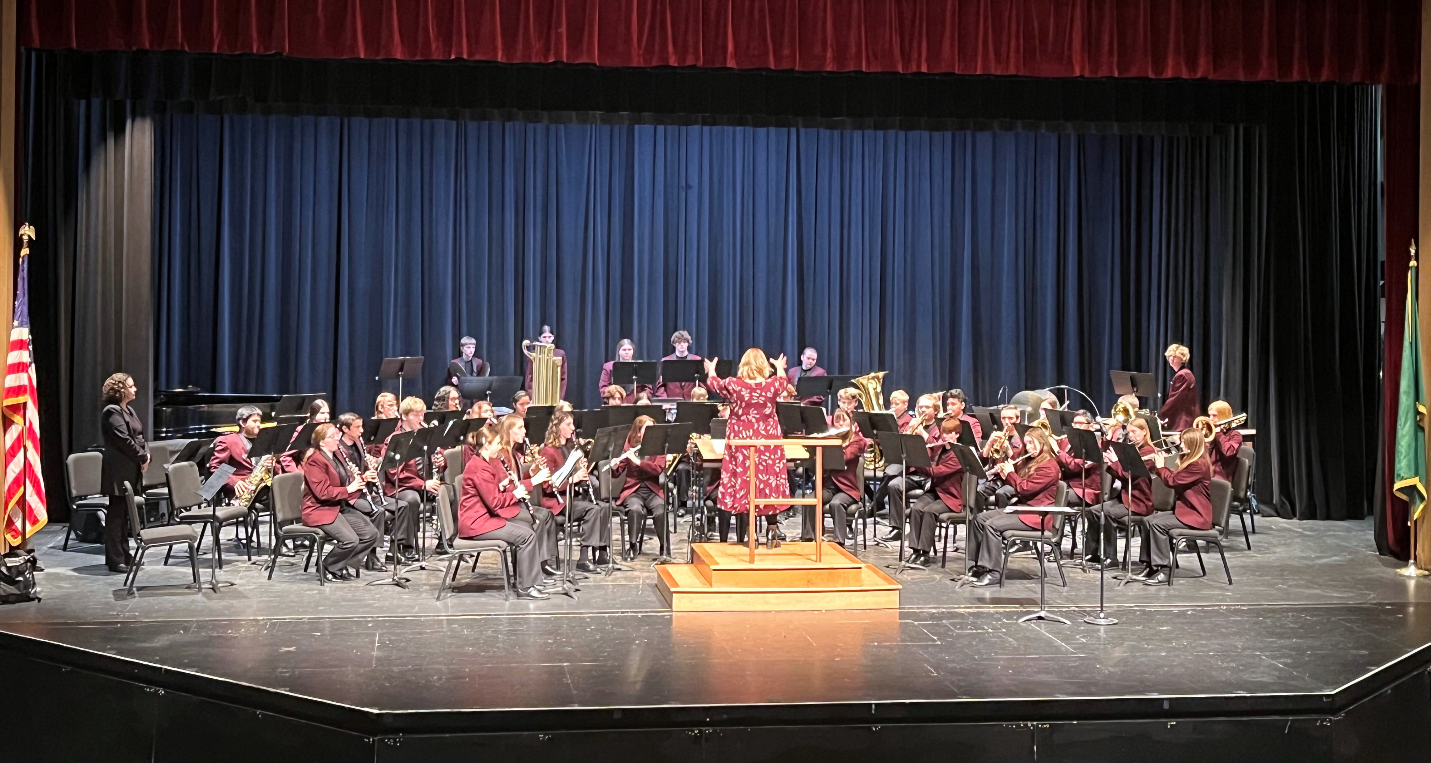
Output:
[
  {"xmin": 540, "ymin": 411, "xmax": 612, "ymax": 571},
  {"xmin": 906, "ymin": 418, "xmax": 969, "ymax": 566},
  {"xmin": 1137, "ymin": 427, "xmax": 1214, "ymax": 585},
  {"xmin": 967, "ymin": 427, "xmax": 1060, "ymax": 586}
]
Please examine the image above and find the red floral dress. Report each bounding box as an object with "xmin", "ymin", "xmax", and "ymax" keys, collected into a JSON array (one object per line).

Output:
[{"xmin": 706, "ymin": 375, "xmax": 790, "ymax": 515}]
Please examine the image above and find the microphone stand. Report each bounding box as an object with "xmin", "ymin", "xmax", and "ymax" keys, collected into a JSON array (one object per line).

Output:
[{"xmin": 1081, "ymin": 454, "xmax": 1116, "ymax": 626}]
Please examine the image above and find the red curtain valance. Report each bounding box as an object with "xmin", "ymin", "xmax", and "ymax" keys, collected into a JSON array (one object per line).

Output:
[{"xmin": 20, "ymin": 0, "xmax": 1420, "ymax": 84}]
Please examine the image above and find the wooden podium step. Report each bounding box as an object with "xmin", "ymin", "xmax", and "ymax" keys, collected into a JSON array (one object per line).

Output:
[{"xmin": 656, "ymin": 541, "xmax": 901, "ymax": 612}]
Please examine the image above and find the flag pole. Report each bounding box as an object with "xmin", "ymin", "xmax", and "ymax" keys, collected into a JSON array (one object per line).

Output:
[
  {"xmin": 1399, "ymin": 241, "xmax": 1428, "ymax": 577},
  {"xmin": 10, "ymin": 224, "xmax": 33, "ymax": 556}
]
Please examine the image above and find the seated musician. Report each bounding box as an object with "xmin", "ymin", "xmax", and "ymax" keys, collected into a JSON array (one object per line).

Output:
[
  {"xmin": 612, "ymin": 415, "xmax": 668, "ymax": 560},
  {"xmin": 879, "ymin": 393, "xmax": 941, "ymax": 542},
  {"xmin": 1081, "ymin": 417, "xmax": 1154, "ymax": 567},
  {"xmin": 602, "ymin": 385, "xmax": 628, "ymax": 407},
  {"xmin": 555, "ymin": 400, "xmax": 574, "ymax": 412},
  {"xmin": 512, "ymin": 390, "xmax": 531, "ymax": 418},
  {"xmin": 541, "ymin": 411, "xmax": 612, "ymax": 571},
  {"xmin": 690, "ymin": 387, "xmax": 710, "ymax": 402},
  {"xmin": 888, "ymin": 390, "xmax": 911, "ymax": 431},
  {"xmin": 633, "ymin": 389, "xmax": 654, "ymax": 406},
  {"xmin": 981, "ymin": 405, "xmax": 1024, "ymax": 459},
  {"xmin": 967, "ymin": 427, "xmax": 1061, "ymax": 586},
  {"xmin": 1207, "ymin": 400, "xmax": 1244, "ymax": 481},
  {"xmin": 976, "ymin": 404, "xmax": 1027, "ymax": 509},
  {"xmin": 210, "ymin": 406, "xmax": 265, "ymax": 505},
  {"xmin": 493, "ymin": 415, "xmax": 559, "ymax": 577},
  {"xmin": 656, "ymin": 330, "xmax": 703, "ymax": 400},
  {"xmin": 373, "ymin": 392, "xmax": 398, "ymax": 420},
  {"xmin": 598, "ymin": 339, "xmax": 652, "ymax": 402},
  {"xmin": 1137, "ymin": 428, "xmax": 1214, "ymax": 585},
  {"xmin": 279, "ymin": 399, "xmax": 331, "ymax": 473},
  {"xmin": 446, "ymin": 336, "xmax": 485, "ymax": 386},
  {"xmin": 466, "ymin": 399, "xmax": 496, "ymax": 424},
  {"xmin": 1054, "ymin": 410, "xmax": 1100, "ymax": 507},
  {"xmin": 336, "ymin": 412, "xmax": 415, "ymax": 564},
  {"xmin": 907, "ymin": 418, "xmax": 968, "ymax": 566},
  {"xmin": 458, "ymin": 425, "xmax": 553, "ymax": 600},
  {"xmin": 944, "ymin": 389, "xmax": 982, "ymax": 441},
  {"xmin": 432, "ymin": 386, "xmax": 461, "ymax": 412},
  {"xmin": 301, "ymin": 423, "xmax": 383, "ymax": 581},
  {"xmin": 835, "ymin": 387, "xmax": 860, "ymax": 418},
  {"xmin": 800, "ymin": 409, "xmax": 867, "ymax": 544},
  {"xmin": 379, "ymin": 397, "xmax": 445, "ymax": 563}
]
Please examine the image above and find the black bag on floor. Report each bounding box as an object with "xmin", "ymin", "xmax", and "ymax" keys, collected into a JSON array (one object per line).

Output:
[{"xmin": 0, "ymin": 552, "xmax": 40, "ymax": 604}]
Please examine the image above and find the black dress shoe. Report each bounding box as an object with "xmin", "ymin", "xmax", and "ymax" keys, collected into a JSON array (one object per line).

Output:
[
  {"xmin": 107, "ymin": 563, "xmax": 130, "ymax": 575},
  {"xmin": 364, "ymin": 559, "xmax": 388, "ymax": 573},
  {"xmin": 515, "ymin": 586, "xmax": 550, "ymax": 600},
  {"xmin": 1143, "ymin": 570, "xmax": 1170, "ymax": 585},
  {"xmin": 541, "ymin": 560, "xmax": 561, "ymax": 576},
  {"xmin": 594, "ymin": 548, "xmax": 611, "ymax": 565},
  {"xmin": 320, "ymin": 567, "xmax": 346, "ymax": 582},
  {"xmin": 576, "ymin": 560, "xmax": 600, "ymax": 573},
  {"xmin": 879, "ymin": 529, "xmax": 902, "ymax": 542},
  {"xmin": 971, "ymin": 572, "xmax": 1001, "ymax": 587}
]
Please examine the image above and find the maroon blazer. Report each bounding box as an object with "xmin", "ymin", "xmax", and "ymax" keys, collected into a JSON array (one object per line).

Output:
[
  {"xmin": 960, "ymin": 414, "xmax": 983, "ymax": 442},
  {"xmin": 209, "ymin": 433, "xmax": 255, "ymax": 488},
  {"xmin": 1159, "ymin": 367, "xmax": 1198, "ymax": 432},
  {"xmin": 537, "ymin": 442, "xmax": 579, "ymax": 514},
  {"xmin": 458, "ymin": 453, "xmax": 532, "ymax": 538},
  {"xmin": 1210, "ymin": 429, "xmax": 1243, "ymax": 482},
  {"xmin": 655, "ymin": 353, "xmax": 703, "ymax": 400},
  {"xmin": 827, "ymin": 435, "xmax": 867, "ymax": 500},
  {"xmin": 1004, "ymin": 459, "xmax": 1060, "ymax": 530},
  {"xmin": 1158, "ymin": 457, "xmax": 1213, "ymax": 530},
  {"xmin": 379, "ymin": 426, "xmax": 428, "ymax": 495},
  {"xmin": 1107, "ymin": 442, "xmax": 1156, "ymax": 515},
  {"xmin": 1055, "ymin": 442, "xmax": 1101, "ymax": 505},
  {"xmin": 524, "ymin": 347, "xmax": 569, "ymax": 400},
  {"xmin": 787, "ymin": 364, "xmax": 827, "ymax": 405},
  {"xmin": 447, "ymin": 356, "xmax": 485, "ymax": 386},
  {"xmin": 301, "ymin": 451, "xmax": 352, "ymax": 527},
  {"xmin": 894, "ymin": 411, "xmax": 913, "ymax": 431},
  {"xmin": 923, "ymin": 443, "xmax": 966, "ymax": 514},
  {"xmin": 598, "ymin": 361, "xmax": 654, "ymax": 402},
  {"xmin": 612, "ymin": 451, "xmax": 667, "ymax": 502}
]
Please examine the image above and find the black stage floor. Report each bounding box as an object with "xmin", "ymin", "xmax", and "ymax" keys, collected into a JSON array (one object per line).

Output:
[{"xmin": 6, "ymin": 516, "xmax": 1431, "ymax": 762}]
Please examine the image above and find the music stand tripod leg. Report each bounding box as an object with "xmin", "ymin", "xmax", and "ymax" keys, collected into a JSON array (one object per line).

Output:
[{"xmin": 368, "ymin": 496, "xmax": 411, "ymax": 588}]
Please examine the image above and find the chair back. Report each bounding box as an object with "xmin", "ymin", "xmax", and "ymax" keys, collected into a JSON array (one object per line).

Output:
[
  {"xmin": 443, "ymin": 447, "xmax": 464, "ymax": 484},
  {"xmin": 270, "ymin": 472, "xmax": 304, "ymax": 525},
  {"xmin": 1210, "ymin": 477, "xmax": 1233, "ymax": 530},
  {"xmin": 166, "ymin": 461, "xmax": 206, "ymax": 511},
  {"xmin": 436, "ymin": 484, "xmax": 457, "ymax": 543},
  {"xmin": 121, "ymin": 481, "xmax": 143, "ymax": 537},
  {"xmin": 1235, "ymin": 445, "xmax": 1255, "ymax": 495},
  {"xmin": 67, "ymin": 452, "xmax": 103, "ymax": 498},
  {"xmin": 1100, "ymin": 466, "xmax": 1113, "ymax": 503},
  {"xmin": 1232, "ymin": 455, "xmax": 1251, "ymax": 502},
  {"xmin": 1152, "ymin": 479, "xmax": 1175, "ymax": 512},
  {"xmin": 142, "ymin": 443, "xmax": 171, "ymax": 489},
  {"xmin": 195, "ymin": 442, "xmax": 216, "ymax": 477},
  {"xmin": 1053, "ymin": 480, "xmax": 1069, "ymax": 507},
  {"xmin": 597, "ymin": 462, "xmax": 621, "ymax": 502}
]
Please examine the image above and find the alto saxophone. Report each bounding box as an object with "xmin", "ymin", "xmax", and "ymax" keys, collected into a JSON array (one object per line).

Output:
[{"xmin": 236, "ymin": 455, "xmax": 275, "ymax": 510}]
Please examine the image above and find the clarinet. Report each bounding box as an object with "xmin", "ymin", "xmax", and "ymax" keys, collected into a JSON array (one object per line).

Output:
[{"xmin": 339, "ymin": 442, "xmax": 384, "ymax": 504}]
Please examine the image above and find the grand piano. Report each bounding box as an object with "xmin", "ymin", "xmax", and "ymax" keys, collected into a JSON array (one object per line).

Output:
[{"xmin": 152, "ymin": 389, "xmax": 283, "ymax": 440}]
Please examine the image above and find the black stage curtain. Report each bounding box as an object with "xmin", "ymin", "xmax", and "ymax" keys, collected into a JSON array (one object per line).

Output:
[{"xmin": 21, "ymin": 51, "xmax": 1380, "ymax": 521}]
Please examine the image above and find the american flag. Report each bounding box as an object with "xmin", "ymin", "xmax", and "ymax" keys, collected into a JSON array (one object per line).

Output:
[{"xmin": 4, "ymin": 228, "xmax": 45, "ymax": 548}]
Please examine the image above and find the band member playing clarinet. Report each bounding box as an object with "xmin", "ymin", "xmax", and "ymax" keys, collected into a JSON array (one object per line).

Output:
[
  {"xmin": 613, "ymin": 416, "xmax": 669, "ymax": 560},
  {"xmin": 458, "ymin": 426, "xmax": 553, "ymax": 600},
  {"xmin": 598, "ymin": 339, "xmax": 653, "ymax": 403},
  {"xmin": 541, "ymin": 411, "xmax": 612, "ymax": 571},
  {"xmin": 302, "ymin": 423, "xmax": 382, "ymax": 581},
  {"xmin": 1082, "ymin": 418, "xmax": 1155, "ymax": 567},
  {"xmin": 447, "ymin": 336, "xmax": 485, "ymax": 386},
  {"xmin": 905, "ymin": 418, "xmax": 968, "ymax": 566},
  {"xmin": 656, "ymin": 330, "xmax": 703, "ymax": 400},
  {"xmin": 967, "ymin": 428, "xmax": 1060, "ymax": 586},
  {"xmin": 336, "ymin": 412, "xmax": 416, "ymax": 563},
  {"xmin": 378, "ymin": 397, "xmax": 444, "ymax": 563},
  {"xmin": 1207, "ymin": 400, "xmax": 1244, "ymax": 481},
  {"xmin": 1159, "ymin": 343, "xmax": 1198, "ymax": 432},
  {"xmin": 493, "ymin": 415, "xmax": 560, "ymax": 575},
  {"xmin": 799, "ymin": 409, "xmax": 867, "ymax": 545},
  {"xmin": 1138, "ymin": 427, "xmax": 1214, "ymax": 585},
  {"xmin": 524, "ymin": 325, "xmax": 569, "ymax": 401},
  {"xmin": 705, "ymin": 350, "xmax": 792, "ymax": 548},
  {"xmin": 1054, "ymin": 410, "xmax": 1100, "ymax": 507}
]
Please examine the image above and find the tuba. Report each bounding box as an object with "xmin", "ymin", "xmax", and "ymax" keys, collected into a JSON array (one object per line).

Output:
[
  {"xmin": 522, "ymin": 340, "xmax": 563, "ymax": 407},
  {"xmin": 851, "ymin": 371, "xmax": 888, "ymax": 471}
]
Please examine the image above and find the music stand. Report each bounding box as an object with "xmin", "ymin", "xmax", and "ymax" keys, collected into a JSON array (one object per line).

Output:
[
  {"xmin": 606, "ymin": 404, "xmax": 664, "ymax": 430},
  {"xmin": 377, "ymin": 357, "xmax": 424, "ymax": 402},
  {"xmin": 524, "ymin": 412, "xmax": 554, "ymax": 446},
  {"xmin": 693, "ymin": 359, "xmax": 733, "ymax": 385},
  {"xmin": 576, "ymin": 409, "xmax": 607, "ymax": 440},
  {"xmin": 637, "ymin": 422, "xmax": 694, "ymax": 564},
  {"xmin": 458, "ymin": 377, "xmax": 493, "ymax": 403},
  {"xmin": 275, "ymin": 393, "xmax": 326, "ymax": 417},
  {"xmin": 362, "ymin": 417, "xmax": 398, "ymax": 446},
  {"xmin": 876, "ymin": 431, "xmax": 932, "ymax": 575},
  {"xmin": 1001, "ymin": 505, "xmax": 1080, "ymax": 624},
  {"xmin": 591, "ymin": 425, "xmax": 633, "ymax": 576},
  {"xmin": 194, "ymin": 464, "xmax": 237, "ymax": 590},
  {"xmin": 971, "ymin": 407, "xmax": 999, "ymax": 442},
  {"xmin": 1109, "ymin": 440, "xmax": 1155, "ymax": 586},
  {"xmin": 611, "ymin": 361, "xmax": 659, "ymax": 397},
  {"xmin": 711, "ymin": 419, "xmax": 728, "ymax": 439},
  {"xmin": 424, "ymin": 410, "xmax": 461, "ymax": 429},
  {"xmin": 795, "ymin": 376, "xmax": 833, "ymax": 405},
  {"xmin": 660, "ymin": 359, "xmax": 703, "ymax": 395},
  {"xmin": 172, "ymin": 438, "xmax": 213, "ymax": 467},
  {"xmin": 675, "ymin": 402, "xmax": 719, "ymax": 434},
  {"xmin": 526, "ymin": 405, "xmax": 556, "ymax": 419},
  {"xmin": 777, "ymin": 403, "xmax": 809, "ymax": 436},
  {"xmin": 487, "ymin": 376, "xmax": 525, "ymax": 410},
  {"xmin": 1110, "ymin": 370, "xmax": 1159, "ymax": 408},
  {"xmin": 396, "ymin": 427, "xmax": 444, "ymax": 576},
  {"xmin": 946, "ymin": 443, "xmax": 985, "ymax": 579},
  {"xmin": 1064, "ymin": 428, "xmax": 1116, "ymax": 625}
]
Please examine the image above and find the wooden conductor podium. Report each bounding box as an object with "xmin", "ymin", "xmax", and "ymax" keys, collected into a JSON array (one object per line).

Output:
[{"xmin": 656, "ymin": 438, "xmax": 901, "ymax": 612}]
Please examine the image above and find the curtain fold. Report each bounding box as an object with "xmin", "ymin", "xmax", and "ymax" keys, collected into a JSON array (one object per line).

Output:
[{"xmin": 20, "ymin": 0, "xmax": 1419, "ymax": 84}]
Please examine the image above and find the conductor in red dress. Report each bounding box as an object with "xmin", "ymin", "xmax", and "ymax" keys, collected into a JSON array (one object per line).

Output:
[
  {"xmin": 705, "ymin": 349, "xmax": 792, "ymax": 549},
  {"xmin": 1159, "ymin": 343, "xmax": 1198, "ymax": 432}
]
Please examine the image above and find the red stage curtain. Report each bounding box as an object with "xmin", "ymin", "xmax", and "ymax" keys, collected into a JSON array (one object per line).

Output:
[
  {"xmin": 20, "ymin": 0, "xmax": 1420, "ymax": 84},
  {"xmin": 1382, "ymin": 83, "xmax": 1419, "ymax": 559}
]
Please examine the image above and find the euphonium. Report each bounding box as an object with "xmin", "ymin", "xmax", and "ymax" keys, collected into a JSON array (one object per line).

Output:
[
  {"xmin": 851, "ymin": 371, "xmax": 888, "ymax": 471},
  {"xmin": 1099, "ymin": 399, "xmax": 1138, "ymax": 428}
]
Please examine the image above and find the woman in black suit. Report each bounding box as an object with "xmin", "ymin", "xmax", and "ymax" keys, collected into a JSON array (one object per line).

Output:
[{"xmin": 100, "ymin": 373, "xmax": 149, "ymax": 574}]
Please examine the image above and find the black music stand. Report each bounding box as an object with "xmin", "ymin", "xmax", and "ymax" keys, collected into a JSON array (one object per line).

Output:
[
  {"xmin": 606, "ymin": 404, "xmax": 664, "ymax": 430},
  {"xmin": 576, "ymin": 409, "xmax": 607, "ymax": 440},
  {"xmin": 693, "ymin": 359, "xmax": 733, "ymax": 385},
  {"xmin": 675, "ymin": 402, "xmax": 719, "ymax": 434},
  {"xmin": 458, "ymin": 377, "xmax": 493, "ymax": 403},
  {"xmin": 853, "ymin": 411, "xmax": 899, "ymax": 546},
  {"xmin": 424, "ymin": 410, "xmax": 461, "ymax": 429},
  {"xmin": 778, "ymin": 403, "xmax": 809, "ymax": 436},
  {"xmin": 194, "ymin": 464, "xmax": 237, "ymax": 590},
  {"xmin": 377, "ymin": 357, "xmax": 423, "ymax": 402},
  {"xmin": 611, "ymin": 361, "xmax": 659, "ymax": 397},
  {"xmin": 795, "ymin": 376, "xmax": 834, "ymax": 407},
  {"xmin": 711, "ymin": 419, "xmax": 727, "ymax": 439},
  {"xmin": 946, "ymin": 443, "xmax": 985, "ymax": 579},
  {"xmin": 275, "ymin": 393, "xmax": 326, "ymax": 417},
  {"xmin": 524, "ymin": 412, "xmax": 554, "ymax": 447},
  {"xmin": 971, "ymin": 407, "xmax": 999, "ymax": 443},
  {"xmin": 1110, "ymin": 440, "xmax": 1155, "ymax": 586},
  {"xmin": 362, "ymin": 417, "xmax": 398, "ymax": 446},
  {"xmin": 487, "ymin": 376, "xmax": 525, "ymax": 412},
  {"xmin": 659, "ymin": 359, "xmax": 703, "ymax": 398},
  {"xmin": 525, "ymin": 405, "xmax": 556, "ymax": 420},
  {"xmin": 638, "ymin": 422, "xmax": 694, "ymax": 565},
  {"xmin": 591, "ymin": 425, "xmax": 632, "ymax": 576},
  {"xmin": 172, "ymin": 437, "xmax": 213, "ymax": 467},
  {"xmin": 877, "ymin": 431, "xmax": 932, "ymax": 576},
  {"xmin": 398, "ymin": 426, "xmax": 445, "ymax": 576},
  {"xmin": 1110, "ymin": 370, "xmax": 1158, "ymax": 409},
  {"xmin": 370, "ymin": 430, "xmax": 419, "ymax": 588},
  {"xmin": 1001, "ymin": 505, "xmax": 1080, "ymax": 624},
  {"xmin": 1066, "ymin": 428, "xmax": 1117, "ymax": 626}
]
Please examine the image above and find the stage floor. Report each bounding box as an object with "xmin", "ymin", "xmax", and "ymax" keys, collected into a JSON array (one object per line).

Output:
[{"xmin": 3, "ymin": 515, "xmax": 1431, "ymax": 733}]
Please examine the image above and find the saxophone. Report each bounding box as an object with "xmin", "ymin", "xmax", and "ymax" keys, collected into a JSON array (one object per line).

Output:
[{"xmin": 235, "ymin": 455, "xmax": 276, "ymax": 510}]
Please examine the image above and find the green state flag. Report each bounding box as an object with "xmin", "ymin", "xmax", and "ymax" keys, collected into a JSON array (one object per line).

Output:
[{"xmin": 1394, "ymin": 259, "xmax": 1427, "ymax": 519}]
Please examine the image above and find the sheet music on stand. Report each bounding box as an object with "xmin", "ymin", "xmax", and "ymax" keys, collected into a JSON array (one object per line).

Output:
[
  {"xmin": 196, "ymin": 465, "xmax": 237, "ymax": 503},
  {"xmin": 377, "ymin": 357, "xmax": 424, "ymax": 401},
  {"xmin": 553, "ymin": 448, "xmax": 586, "ymax": 487}
]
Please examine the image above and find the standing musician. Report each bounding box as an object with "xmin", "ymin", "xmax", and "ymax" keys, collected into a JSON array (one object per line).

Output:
[
  {"xmin": 1054, "ymin": 410, "xmax": 1101, "ymax": 507},
  {"xmin": 598, "ymin": 339, "xmax": 653, "ymax": 403},
  {"xmin": 1206, "ymin": 400, "xmax": 1244, "ymax": 481},
  {"xmin": 458, "ymin": 426, "xmax": 553, "ymax": 600},
  {"xmin": 432, "ymin": 386, "xmax": 461, "ymax": 412},
  {"xmin": 540, "ymin": 411, "xmax": 612, "ymax": 571},
  {"xmin": 210, "ymin": 406, "xmax": 264, "ymax": 503},
  {"xmin": 888, "ymin": 390, "xmax": 912, "ymax": 430},
  {"xmin": 706, "ymin": 350, "xmax": 792, "ymax": 547},
  {"xmin": 967, "ymin": 427, "xmax": 1061, "ymax": 586},
  {"xmin": 446, "ymin": 336, "xmax": 486, "ymax": 386},
  {"xmin": 492, "ymin": 415, "xmax": 560, "ymax": 575},
  {"xmin": 336, "ymin": 412, "xmax": 417, "ymax": 563},
  {"xmin": 944, "ymin": 389, "xmax": 982, "ymax": 441},
  {"xmin": 524, "ymin": 325, "xmax": 569, "ymax": 401},
  {"xmin": 302, "ymin": 423, "xmax": 383, "ymax": 581},
  {"xmin": 1137, "ymin": 427, "xmax": 1213, "ymax": 585},
  {"xmin": 905, "ymin": 418, "xmax": 969, "ymax": 566},
  {"xmin": 1159, "ymin": 343, "xmax": 1198, "ymax": 432},
  {"xmin": 787, "ymin": 346, "xmax": 827, "ymax": 405},
  {"xmin": 1081, "ymin": 417, "xmax": 1155, "ymax": 567},
  {"xmin": 656, "ymin": 330, "xmax": 704, "ymax": 400},
  {"xmin": 879, "ymin": 393, "xmax": 942, "ymax": 542},
  {"xmin": 612, "ymin": 415, "xmax": 669, "ymax": 560},
  {"xmin": 100, "ymin": 373, "xmax": 147, "ymax": 574},
  {"xmin": 374, "ymin": 393, "xmax": 398, "ymax": 420},
  {"xmin": 799, "ymin": 408, "xmax": 867, "ymax": 544},
  {"xmin": 379, "ymin": 397, "xmax": 445, "ymax": 562},
  {"xmin": 602, "ymin": 385, "xmax": 628, "ymax": 407}
]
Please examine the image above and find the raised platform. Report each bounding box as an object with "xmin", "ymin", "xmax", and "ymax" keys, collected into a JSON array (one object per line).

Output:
[{"xmin": 656, "ymin": 541, "xmax": 901, "ymax": 611}]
